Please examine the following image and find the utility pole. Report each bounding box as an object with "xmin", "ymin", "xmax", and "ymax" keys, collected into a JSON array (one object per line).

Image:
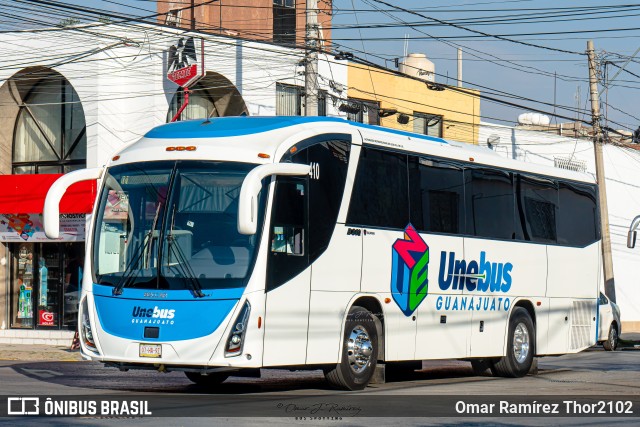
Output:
[
  {"xmin": 305, "ymin": 0, "xmax": 319, "ymax": 116},
  {"xmin": 191, "ymin": 0, "xmax": 196, "ymax": 30},
  {"xmin": 587, "ymin": 40, "xmax": 616, "ymax": 302}
]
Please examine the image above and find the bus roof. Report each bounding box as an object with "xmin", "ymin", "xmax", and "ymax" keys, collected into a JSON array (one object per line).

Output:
[
  {"xmin": 128, "ymin": 116, "xmax": 593, "ymax": 184},
  {"xmin": 144, "ymin": 116, "xmax": 447, "ymax": 145}
]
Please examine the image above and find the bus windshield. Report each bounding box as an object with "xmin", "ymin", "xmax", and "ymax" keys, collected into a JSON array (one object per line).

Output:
[{"xmin": 93, "ymin": 161, "xmax": 266, "ymax": 291}]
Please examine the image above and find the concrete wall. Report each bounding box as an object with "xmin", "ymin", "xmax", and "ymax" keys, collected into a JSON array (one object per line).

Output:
[{"xmin": 478, "ymin": 121, "xmax": 640, "ymax": 330}]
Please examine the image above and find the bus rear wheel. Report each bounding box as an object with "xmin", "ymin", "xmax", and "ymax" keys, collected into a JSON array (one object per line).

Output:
[
  {"xmin": 185, "ymin": 371, "xmax": 229, "ymax": 386},
  {"xmin": 492, "ymin": 307, "xmax": 534, "ymax": 378},
  {"xmin": 324, "ymin": 306, "xmax": 379, "ymax": 390}
]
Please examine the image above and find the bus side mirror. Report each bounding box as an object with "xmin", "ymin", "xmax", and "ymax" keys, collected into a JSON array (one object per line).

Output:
[
  {"xmin": 237, "ymin": 163, "xmax": 311, "ymax": 235},
  {"xmin": 628, "ymin": 215, "xmax": 640, "ymax": 249},
  {"xmin": 628, "ymin": 230, "xmax": 637, "ymax": 249},
  {"xmin": 43, "ymin": 168, "xmax": 103, "ymax": 239}
]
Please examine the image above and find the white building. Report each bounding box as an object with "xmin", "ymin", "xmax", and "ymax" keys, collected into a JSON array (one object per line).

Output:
[
  {"xmin": 479, "ymin": 120, "xmax": 640, "ymax": 331},
  {"xmin": 0, "ymin": 23, "xmax": 347, "ymax": 343}
]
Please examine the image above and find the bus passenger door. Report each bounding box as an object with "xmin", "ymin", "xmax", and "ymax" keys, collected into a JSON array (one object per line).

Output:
[{"xmin": 262, "ymin": 177, "xmax": 311, "ymax": 366}]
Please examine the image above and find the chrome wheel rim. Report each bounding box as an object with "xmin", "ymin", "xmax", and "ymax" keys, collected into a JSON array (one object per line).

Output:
[
  {"xmin": 347, "ymin": 325, "xmax": 373, "ymax": 374},
  {"xmin": 513, "ymin": 322, "xmax": 530, "ymax": 364}
]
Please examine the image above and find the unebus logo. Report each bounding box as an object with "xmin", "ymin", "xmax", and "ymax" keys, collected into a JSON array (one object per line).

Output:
[
  {"xmin": 132, "ymin": 306, "xmax": 175, "ymax": 319},
  {"xmin": 438, "ymin": 251, "xmax": 513, "ymax": 293},
  {"xmin": 390, "ymin": 224, "xmax": 430, "ymax": 316}
]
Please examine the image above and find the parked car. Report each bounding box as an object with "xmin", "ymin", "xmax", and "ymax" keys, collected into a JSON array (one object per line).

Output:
[{"xmin": 598, "ymin": 292, "xmax": 621, "ymax": 351}]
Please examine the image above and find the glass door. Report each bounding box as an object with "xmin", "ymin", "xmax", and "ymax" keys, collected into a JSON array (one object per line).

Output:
[
  {"xmin": 11, "ymin": 243, "xmax": 35, "ymax": 328},
  {"xmin": 10, "ymin": 242, "xmax": 83, "ymax": 330}
]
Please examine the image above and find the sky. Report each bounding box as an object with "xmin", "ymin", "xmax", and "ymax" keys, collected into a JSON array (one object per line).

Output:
[
  {"xmin": 332, "ymin": 0, "xmax": 640, "ymax": 132},
  {"xmin": 2, "ymin": 0, "xmax": 639, "ymax": 132}
]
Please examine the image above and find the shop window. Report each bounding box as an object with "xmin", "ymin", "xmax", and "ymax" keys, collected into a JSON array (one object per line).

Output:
[{"xmin": 11, "ymin": 243, "xmax": 84, "ymax": 329}]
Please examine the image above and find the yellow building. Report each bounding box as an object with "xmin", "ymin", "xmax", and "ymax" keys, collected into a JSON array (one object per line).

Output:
[{"xmin": 346, "ymin": 60, "xmax": 480, "ymax": 145}]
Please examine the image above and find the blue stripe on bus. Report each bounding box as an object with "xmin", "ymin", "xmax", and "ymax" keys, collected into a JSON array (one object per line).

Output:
[
  {"xmin": 143, "ymin": 116, "xmax": 447, "ymax": 144},
  {"xmin": 92, "ymin": 284, "xmax": 243, "ymax": 342}
]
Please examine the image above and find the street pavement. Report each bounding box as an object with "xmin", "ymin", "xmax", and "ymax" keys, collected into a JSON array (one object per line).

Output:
[
  {"xmin": 1, "ymin": 333, "xmax": 638, "ymax": 363},
  {"xmin": 0, "ymin": 334, "xmax": 638, "ymax": 426}
]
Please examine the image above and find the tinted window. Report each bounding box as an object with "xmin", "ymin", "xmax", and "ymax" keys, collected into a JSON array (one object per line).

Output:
[
  {"xmin": 465, "ymin": 168, "xmax": 515, "ymax": 239},
  {"xmin": 347, "ymin": 148, "xmax": 409, "ymax": 229},
  {"xmin": 267, "ymin": 177, "xmax": 308, "ymax": 290},
  {"xmin": 557, "ymin": 182, "xmax": 599, "ymax": 246},
  {"xmin": 409, "ymin": 156, "xmax": 464, "ymax": 234},
  {"xmin": 515, "ymin": 174, "xmax": 558, "ymax": 243},
  {"xmin": 289, "ymin": 140, "xmax": 351, "ymax": 261}
]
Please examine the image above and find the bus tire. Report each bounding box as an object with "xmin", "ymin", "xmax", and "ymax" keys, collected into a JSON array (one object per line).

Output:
[
  {"xmin": 470, "ymin": 359, "xmax": 493, "ymax": 376},
  {"xmin": 185, "ymin": 371, "xmax": 229, "ymax": 386},
  {"xmin": 603, "ymin": 325, "xmax": 618, "ymax": 351},
  {"xmin": 324, "ymin": 306, "xmax": 378, "ymax": 390},
  {"xmin": 492, "ymin": 307, "xmax": 534, "ymax": 378}
]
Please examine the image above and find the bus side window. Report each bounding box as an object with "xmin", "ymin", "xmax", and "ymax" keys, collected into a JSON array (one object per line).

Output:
[
  {"xmin": 267, "ymin": 177, "xmax": 309, "ymax": 290},
  {"xmin": 271, "ymin": 182, "xmax": 305, "ymax": 256}
]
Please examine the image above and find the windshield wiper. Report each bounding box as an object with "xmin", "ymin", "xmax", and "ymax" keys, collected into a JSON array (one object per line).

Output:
[
  {"xmin": 112, "ymin": 233, "xmax": 152, "ymax": 296},
  {"xmin": 167, "ymin": 233, "xmax": 205, "ymax": 298}
]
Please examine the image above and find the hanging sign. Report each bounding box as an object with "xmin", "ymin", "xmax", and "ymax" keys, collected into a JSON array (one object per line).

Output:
[
  {"xmin": 0, "ymin": 213, "xmax": 86, "ymax": 242},
  {"xmin": 166, "ymin": 36, "xmax": 205, "ymax": 88}
]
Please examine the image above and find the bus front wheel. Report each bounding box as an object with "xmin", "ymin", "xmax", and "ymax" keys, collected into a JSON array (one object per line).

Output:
[
  {"xmin": 492, "ymin": 307, "xmax": 534, "ymax": 378},
  {"xmin": 324, "ymin": 306, "xmax": 379, "ymax": 390}
]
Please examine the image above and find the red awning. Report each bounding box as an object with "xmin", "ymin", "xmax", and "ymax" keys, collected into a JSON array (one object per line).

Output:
[{"xmin": 0, "ymin": 174, "xmax": 97, "ymax": 214}]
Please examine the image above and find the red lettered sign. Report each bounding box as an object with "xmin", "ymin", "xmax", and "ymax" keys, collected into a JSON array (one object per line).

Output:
[{"xmin": 166, "ymin": 37, "xmax": 205, "ymax": 88}]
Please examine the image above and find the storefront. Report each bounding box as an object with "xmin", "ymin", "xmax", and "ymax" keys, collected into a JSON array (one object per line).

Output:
[
  {"xmin": 0, "ymin": 68, "xmax": 94, "ymax": 340},
  {"xmin": 0, "ymin": 23, "xmax": 347, "ymax": 344}
]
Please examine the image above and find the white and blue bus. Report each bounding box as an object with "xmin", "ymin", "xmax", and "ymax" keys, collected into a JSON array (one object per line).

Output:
[{"xmin": 44, "ymin": 116, "xmax": 602, "ymax": 390}]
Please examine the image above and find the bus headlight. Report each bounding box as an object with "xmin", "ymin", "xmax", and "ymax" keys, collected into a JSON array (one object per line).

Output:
[
  {"xmin": 225, "ymin": 301, "xmax": 251, "ymax": 357},
  {"xmin": 80, "ymin": 298, "xmax": 97, "ymax": 351}
]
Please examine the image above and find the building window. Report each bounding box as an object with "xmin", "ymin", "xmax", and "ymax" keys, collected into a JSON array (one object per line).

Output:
[
  {"xmin": 167, "ymin": 73, "xmax": 249, "ymax": 121},
  {"xmin": 413, "ymin": 112, "xmax": 443, "ymax": 137},
  {"xmin": 9, "ymin": 69, "xmax": 86, "ymax": 331},
  {"xmin": 165, "ymin": 9, "xmax": 182, "ymax": 27},
  {"xmin": 341, "ymin": 98, "xmax": 380, "ymax": 125},
  {"xmin": 276, "ymin": 83, "xmax": 327, "ymax": 116},
  {"xmin": 13, "ymin": 73, "xmax": 86, "ymax": 174},
  {"xmin": 273, "ymin": 1, "xmax": 296, "ymax": 45},
  {"xmin": 168, "ymin": 87, "xmax": 216, "ymax": 121}
]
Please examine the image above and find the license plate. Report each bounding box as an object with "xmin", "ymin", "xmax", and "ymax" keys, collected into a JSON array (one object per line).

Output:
[{"xmin": 139, "ymin": 343, "xmax": 162, "ymax": 358}]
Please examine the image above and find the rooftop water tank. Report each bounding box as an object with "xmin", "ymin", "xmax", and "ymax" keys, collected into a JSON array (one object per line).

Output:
[
  {"xmin": 399, "ymin": 53, "xmax": 435, "ymax": 82},
  {"xmin": 517, "ymin": 112, "xmax": 550, "ymax": 126}
]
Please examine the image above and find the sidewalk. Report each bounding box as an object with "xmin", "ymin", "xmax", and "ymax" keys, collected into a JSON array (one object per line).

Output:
[
  {"xmin": 0, "ymin": 334, "xmax": 638, "ymax": 363},
  {"xmin": 0, "ymin": 344, "xmax": 82, "ymax": 362}
]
